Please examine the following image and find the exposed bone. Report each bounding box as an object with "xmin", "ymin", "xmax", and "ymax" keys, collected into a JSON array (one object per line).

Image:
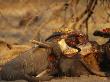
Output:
[
  {"xmin": 58, "ymin": 39, "xmax": 78, "ymax": 54},
  {"xmin": 30, "ymin": 40, "xmax": 51, "ymax": 48}
]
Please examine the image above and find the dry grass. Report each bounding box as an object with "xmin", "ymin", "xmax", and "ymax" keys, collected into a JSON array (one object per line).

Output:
[
  {"xmin": 0, "ymin": 0, "xmax": 109, "ymax": 44},
  {"xmin": 0, "ymin": 41, "xmax": 31, "ymax": 70}
]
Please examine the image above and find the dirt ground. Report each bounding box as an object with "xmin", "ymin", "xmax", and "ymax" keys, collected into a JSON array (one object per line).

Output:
[
  {"xmin": 0, "ymin": 75, "xmax": 110, "ymax": 82},
  {"xmin": 46, "ymin": 76, "xmax": 110, "ymax": 82}
]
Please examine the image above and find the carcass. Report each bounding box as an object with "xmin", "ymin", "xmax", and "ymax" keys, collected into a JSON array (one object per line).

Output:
[
  {"xmin": 0, "ymin": 41, "xmax": 62, "ymax": 82},
  {"xmin": 45, "ymin": 31, "xmax": 110, "ymax": 77},
  {"xmin": 58, "ymin": 40, "xmax": 110, "ymax": 77}
]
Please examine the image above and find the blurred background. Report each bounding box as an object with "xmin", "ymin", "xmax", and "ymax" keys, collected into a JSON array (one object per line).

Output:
[{"xmin": 0, "ymin": 0, "xmax": 109, "ymax": 45}]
